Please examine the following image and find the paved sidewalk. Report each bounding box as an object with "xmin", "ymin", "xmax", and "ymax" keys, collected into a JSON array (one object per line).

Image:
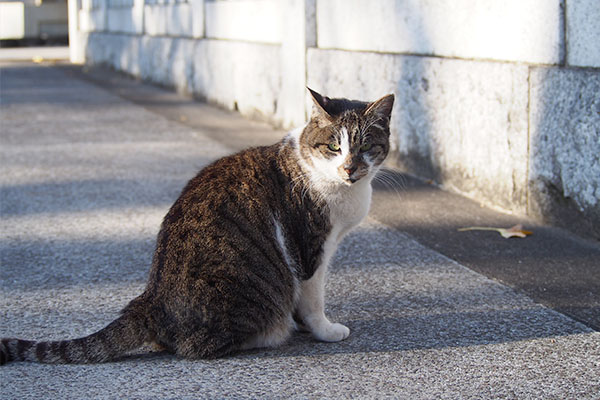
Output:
[
  {"xmin": 1, "ymin": 59, "xmax": 599, "ymax": 399},
  {"xmin": 0, "ymin": 45, "xmax": 69, "ymax": 62}
]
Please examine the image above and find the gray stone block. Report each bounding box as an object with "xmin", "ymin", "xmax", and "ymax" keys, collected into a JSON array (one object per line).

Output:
[
  {"xmin": 144, "ymin": 3, "xmax": 198, "ymax": 37},
  {"xmin": 79, "ymin": 6, "xmax": 106, "ymax": 33},
  {"xmin": 205, "ymin": 0, "xmax": 282, "ymax": 44},
  {"xmin": 567, "ymin": 0, "xmax": 600, "ymax": 68},
  {"xmin": 85, "ymin": 33, "xmax": 135, "ymax": 72},
  {"xmin": 144, "ymin": 5, "xmax": 168, "ymax": 36},
  {"xmin": 308, "ymin": 49, "xmax": 530, "ymax": 213},
  {"xmin": 137, "ymin": 37, "xmax": 195, "ymax": 94},
  {"xmin": 165, "ymin": 3, "xmax": 194, "ymax": 37},
  {"xmin": 317, "ymin": 0, "xmax": 563, "ymax": 65},
  {"xmin": 106, "ymin": 5, "xmax": 143, "ymax": 34},
  {"xmin": 191, "ymin": 40, "xmax": 281, "ymax": 120},
  {"xmin": 277, "ymin": 0, "xmax": 317, "ymax": 129},
  {"xmin": 529, "ymin": 67, "xmax": 600, "ymax": 237},
  {"xmin": 85, "ymin": 34, "xmax": 282, "ymax": 122},
  {"xmin": 138, "ymin": 36, "xmax": 173, "ymax": 85}
]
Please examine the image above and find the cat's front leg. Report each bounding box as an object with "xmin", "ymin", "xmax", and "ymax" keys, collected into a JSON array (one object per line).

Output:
[{"xmin": 296, "ymin": 262, "xmax": 350, "ymax": 342}]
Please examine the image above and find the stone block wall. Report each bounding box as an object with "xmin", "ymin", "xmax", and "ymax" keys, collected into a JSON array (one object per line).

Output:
[{"xmin": 69, "ymin": 0, "xmax": 600, "ymax": 238}]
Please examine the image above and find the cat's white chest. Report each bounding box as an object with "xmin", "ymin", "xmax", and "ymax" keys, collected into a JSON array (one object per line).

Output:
[{"xmin": 327, "ymin": 180, "xmax": 372, "ymax": 242}]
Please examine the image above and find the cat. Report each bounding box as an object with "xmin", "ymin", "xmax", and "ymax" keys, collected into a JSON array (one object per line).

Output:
[{"xmin": 0, "ymin": 88, "xmax": 394, "ymax": 364}]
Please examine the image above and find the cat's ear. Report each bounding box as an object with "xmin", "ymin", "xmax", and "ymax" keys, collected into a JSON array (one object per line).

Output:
[
  {"xmin": 364, "ymin": 94, "xmax": 395, "ymax": 120},
  {"xmin": 307, "ymin": 87, "xmax": 334, "ymax": 122}
]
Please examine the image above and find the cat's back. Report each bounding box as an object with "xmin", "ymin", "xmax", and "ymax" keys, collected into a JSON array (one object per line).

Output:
[
  {"xmin": 150, "ymin": 142, "xmax": 297, "ymax": 274},
  {"xmin": 176, "ymin": 143, "xmax": 288, "ymax": 216}
]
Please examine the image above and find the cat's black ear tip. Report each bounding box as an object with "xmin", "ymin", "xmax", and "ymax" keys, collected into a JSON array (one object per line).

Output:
[
  {"xmin": 307, "ymin": 87, "xmax": 331, "ymax": 116},
  {"xmin": 364, "ymin": 93, "xmax": 395, "ymax": 118},
  {"xmin": 306, "ymin": 87, "xmax": 318, "ymax": 98},
  {"xmin": 378, "ymin": 93, "xmax": 395, "ymax": 106},
  {"xmin": 386, "ymin": 94, "xmax": 395, "ymax": 108},
  {"xmin": 307, "ymin": 87, "xmax": 325, "ymax": 102}
]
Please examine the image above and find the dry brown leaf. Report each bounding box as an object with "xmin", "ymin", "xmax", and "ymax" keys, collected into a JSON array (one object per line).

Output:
[{"xmin": 457, "ymin": 224, "xmax": 533, "ymax": 239}]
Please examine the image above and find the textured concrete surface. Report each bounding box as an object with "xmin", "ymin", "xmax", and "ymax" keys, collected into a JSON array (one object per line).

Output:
[
  {"xmin": 308, "ymin": 49, "xmax": 529, "ymax": 213},
  {"xmin": 78, "ymin": 2, "xmax": 106, "ymax": 33},
  {"xmin": 317, "ymin": 0, "xmax": 563, "ymax": 64},
  {"xmin": 370, "ymin": 173, "xmax": 600, "ymax": 332},
  {"xmin": 205, "ymin": 0, "xmax": 282, "ymax": 44},
  {"xmin": 529, "ymin": 67, "xmax": 600, "ymax": 238},
  {"xmin": 0, "ymin": 45, "xmax": 69, "ymax": 62},
  {"xmin": 106, "ymin": 2, "xmax": 143, "ymax": 35},
  {"xmin": 144, "ymin": 1, "xmax": 202, "ymax": 38},
  {"xmin": 567, "ymin": 0, "xmax": 600, "ymax": 67},
  {"xmin": 191, "ymin": 39, "xmax": 281, "ymax": 120},
  {"xmin": 85, "ymin": 33, "xmax": 282, "ymax": 123},
  {"xmin": 1, "ymin": 60, "xmax": 599, "ymax": 399}
]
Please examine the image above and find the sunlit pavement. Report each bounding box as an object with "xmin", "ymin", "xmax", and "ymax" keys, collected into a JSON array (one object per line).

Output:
[
  {"xmin": 0, "ymin": 45, "xmax": 69, "ymax": 62},
  {"xmin": 1, "ymin": 53, "xmax": 599, "ymax": 399}
]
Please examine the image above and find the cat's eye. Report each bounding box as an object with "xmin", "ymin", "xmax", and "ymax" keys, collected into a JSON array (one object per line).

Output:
[
  {"xmin": 359, "ymin": 143, "xmax": 372, "ymax": 152},
  {"xmin": 327, "ymin": 143, "xmax": 341, "ymax": 152}
]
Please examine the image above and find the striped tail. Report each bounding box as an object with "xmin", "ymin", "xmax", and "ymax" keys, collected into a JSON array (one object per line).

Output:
[{"xmin": 0, "ymin": 310, "xmax": 149, "ymax": 365}]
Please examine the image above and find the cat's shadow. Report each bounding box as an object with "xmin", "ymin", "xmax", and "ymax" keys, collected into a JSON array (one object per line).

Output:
[
  {"xmin": 240, "ymin": 306, "xmax": 584, "ymax": 360},
  {"xmin": 117, "ymin": 305, "xmax": 587, "ymax": 363}
]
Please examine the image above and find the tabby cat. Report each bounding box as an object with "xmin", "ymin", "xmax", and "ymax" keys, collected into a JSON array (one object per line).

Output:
[{"xmin": 0, "ymin": 88, "xmax": 394, "ymax": 364}]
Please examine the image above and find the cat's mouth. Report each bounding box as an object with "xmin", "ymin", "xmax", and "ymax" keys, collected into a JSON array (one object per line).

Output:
[
  {"xmin": 340, "ymin": 165, "xmax": 368, "ymax": 185},
  {"xmin": 344, "ymin": 172, "xmax": 368, "ymax": 185}
]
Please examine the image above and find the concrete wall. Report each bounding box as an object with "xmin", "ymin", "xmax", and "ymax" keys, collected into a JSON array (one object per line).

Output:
[{"xmin": 70, "ymin": 0, "xmax": 600, "ymax": 238}]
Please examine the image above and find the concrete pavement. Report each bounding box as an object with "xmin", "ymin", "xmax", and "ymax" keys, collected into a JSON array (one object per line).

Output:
[
  {"xmin": 1, "ymin": 57, "xmax": 599, "ymax": 399},
  {"xmin": 0, "ymin": 45, "xmax": 69, "ymax": 62}
]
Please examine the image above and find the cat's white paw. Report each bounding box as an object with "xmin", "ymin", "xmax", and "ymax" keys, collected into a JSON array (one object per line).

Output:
[{"xmin": 313, "ymin": 322, "xmax": 350, "ymax": 342}]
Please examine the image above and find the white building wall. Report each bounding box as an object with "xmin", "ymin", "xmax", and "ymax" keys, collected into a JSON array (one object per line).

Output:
[
  {"xmin": 72, "ymin": 0, "xmax": 600, "ymax": 236},
  {"xmin": 1, "ymin": 0, "xmax": 69, "ymax": 40}
]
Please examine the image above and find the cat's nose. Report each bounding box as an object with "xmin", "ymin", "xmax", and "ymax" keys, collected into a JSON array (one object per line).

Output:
[{"xmin": 344, "ymin": 165, "xmax": 357, "ymax": 175}]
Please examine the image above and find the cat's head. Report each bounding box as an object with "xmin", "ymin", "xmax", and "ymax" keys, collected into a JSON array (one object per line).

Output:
[{"xmin": 299, "ymin": 88, "xmax": 394, "ymax": 187}]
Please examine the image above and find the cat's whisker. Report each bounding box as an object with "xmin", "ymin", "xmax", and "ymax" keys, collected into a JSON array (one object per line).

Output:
[
  {"xmin": 374, "ymin": 174, "xmax": 403, "ymax": 191},
  {"xmin": 373, "ymin": 170, "xmax": 407, "ymax": 200},
  {"xmin": 377, "ymin": 169, "xmax": 407, "ymax": 188}
]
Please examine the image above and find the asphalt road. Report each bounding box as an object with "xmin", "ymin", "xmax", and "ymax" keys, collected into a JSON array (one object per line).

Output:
[{"xmin": 1, "ymin": 58, "xmax": 599, "ymax": 399}]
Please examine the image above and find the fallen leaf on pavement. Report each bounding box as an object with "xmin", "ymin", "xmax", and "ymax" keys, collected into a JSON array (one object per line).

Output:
[{"xmin": 457, "ymin": 224, "xmax": 533, "ymax": 239}]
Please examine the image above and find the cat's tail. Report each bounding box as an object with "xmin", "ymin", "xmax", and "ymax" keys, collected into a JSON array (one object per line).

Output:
[{"xmin": 0, "ymin": 309, "xmax": 150, "ymax": 365}]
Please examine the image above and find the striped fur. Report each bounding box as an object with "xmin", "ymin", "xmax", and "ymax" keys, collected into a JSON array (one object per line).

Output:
[
  {"xmin": 1, "ymin": 90, "xmax": 394, "ymax": 364},
  {"xmin": 1, "ymin": 308, "xmax": 148, "ymax": 364}
]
